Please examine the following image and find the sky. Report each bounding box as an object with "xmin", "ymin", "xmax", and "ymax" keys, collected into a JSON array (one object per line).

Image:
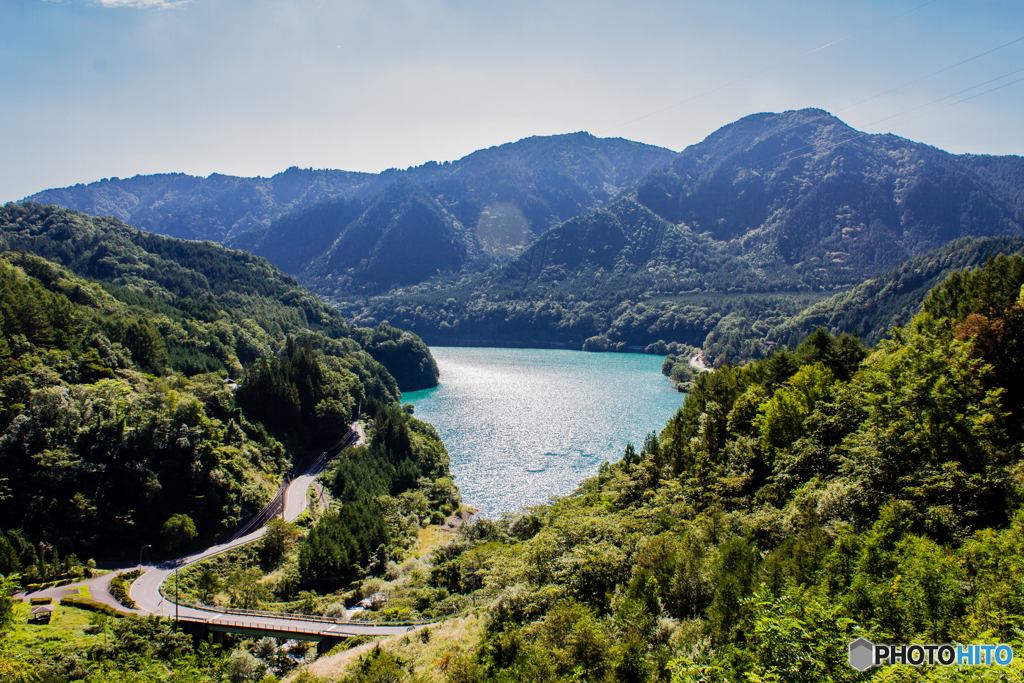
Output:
[{"xmin": 3, "ymin": 0, "xmax": 1024, "ymax": 203}]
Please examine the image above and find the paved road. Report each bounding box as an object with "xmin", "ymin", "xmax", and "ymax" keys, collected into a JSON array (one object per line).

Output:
[
  {"xmin": 689, "ymin": 351, "xmax": 713, "ymax": 373},
  {"xmin": 126, "ymin": 422, "xmax": 422, "ymax": 636},
  {"xmin": 21, "ymin": 423, "xmax": 420, "ymax": 636}
]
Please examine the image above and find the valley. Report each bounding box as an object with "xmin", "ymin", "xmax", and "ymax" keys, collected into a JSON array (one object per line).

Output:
[
  {"xmin": 4, "ymin": 109, "xmax": 1024, "ymax": 682},
  {"xmin": 29, "ymin": 109, "xmax": 1024, "ymax": 369}
]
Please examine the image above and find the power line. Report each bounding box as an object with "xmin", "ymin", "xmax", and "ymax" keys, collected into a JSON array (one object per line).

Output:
[
  {"xmin": 599, "ymin": 0, "xmax": 943, "ymax": 136},
  {"xmin": 834, "ymin": 34, "xmax": 1024, "ymax": 115},
  {"xmin": 777, "ymin": 72, "xmax": 1024, "ymax": 165},
  {"xmin": 867, "ymin": 66, "xmax": 1024, "ymax": 126},
  {"xmin": 773, "ymin": 65, "xmax": 1024, "ymax": 162}
]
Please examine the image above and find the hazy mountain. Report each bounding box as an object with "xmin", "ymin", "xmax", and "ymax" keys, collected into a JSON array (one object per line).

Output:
[
  {"xmin": 23, "ymin": 133, "xmax": 678, "ymax": 265},
  {"xmin": 23, "ymin": 168, "xmax": 388, "ymax": 243},
  {"xmin": 352, "ymin": 109, "xmax": 1024, "ymax": 358}
]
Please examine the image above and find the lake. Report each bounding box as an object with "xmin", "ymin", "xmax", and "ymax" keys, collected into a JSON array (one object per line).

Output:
[{"xmin": 402, "ymin": 347, "xmax": 685, "ymax": 517}]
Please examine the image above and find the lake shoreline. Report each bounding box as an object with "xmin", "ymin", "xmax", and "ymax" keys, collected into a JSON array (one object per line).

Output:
[{"xmin": 404, "ymin": 346, "xmax": 685, "ymax": 517}]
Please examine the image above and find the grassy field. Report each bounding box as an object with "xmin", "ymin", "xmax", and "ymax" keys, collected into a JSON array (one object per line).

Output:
[{"xmin": 8, "ymin": 601, "xmax": 101, "ymax": 654}]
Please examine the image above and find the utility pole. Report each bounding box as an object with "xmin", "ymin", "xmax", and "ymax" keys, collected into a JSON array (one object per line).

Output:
[{"xmin": 175, "ymin": 565, "xmax": 179, "ymax": 623}]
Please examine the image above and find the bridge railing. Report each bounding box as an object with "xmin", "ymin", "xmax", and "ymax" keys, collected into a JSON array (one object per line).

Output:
[
  {"xmin": 176, "ymin": 600, "xmax": 444, "ymax": 627},
  {"xmin": 218, "ymin": 425, "xmax": 359, "ymax": 543}
]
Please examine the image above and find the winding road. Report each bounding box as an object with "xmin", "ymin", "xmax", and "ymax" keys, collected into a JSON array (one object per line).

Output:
[
  {"xmin": 24, "ymin": 422, "xmax": 427, "ymax": 641},
  {"xmin": 127, "ymin": 421, "xmax": 422, "ymax": 638}
]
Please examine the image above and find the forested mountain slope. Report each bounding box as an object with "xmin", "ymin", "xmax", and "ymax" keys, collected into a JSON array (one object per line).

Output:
[
  {"xmin": 321, "ymin": 255, "xmax": 1024, "ymax": 683},
  {"xmin": 354, "ymin": 109, "xmax": 1024, "ymax": 361},
  {"xmin": 0, "ymin": 203, "xmax": 438, "ymax": 390},
  {"xmin": 0, "ymin": 203, "xmax": 454, "ymax": 568},
  {"xmin": 767, "ymin": 235, "xmax": 1024, "ymax": 350},
  {"xmin": 24, "ymin": 133, "xmax": 676, "ymax": 272}
]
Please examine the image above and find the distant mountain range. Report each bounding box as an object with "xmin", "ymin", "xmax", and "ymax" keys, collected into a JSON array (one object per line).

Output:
[
  {"xmin": 23, "ymin": 109, "xmax": 1024, "ymax": 362},
  {"xmin": 25, "ymin": 133, "xmax": 677, "ymax": 290},
  {"xmin": 350, "ymin": 109, "xmax": 1024, "ymax": 360}
]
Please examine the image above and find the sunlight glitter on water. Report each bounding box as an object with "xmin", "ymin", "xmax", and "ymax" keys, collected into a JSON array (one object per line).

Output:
[{"xmin": 402, "ymin": 347, "xmax": 685, "ymax": 517}]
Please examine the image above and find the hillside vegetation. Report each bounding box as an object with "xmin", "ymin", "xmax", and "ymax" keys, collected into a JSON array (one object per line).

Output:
[
  {"xmin": 0, "ymin": 204, "xmax": 450, "ymax": 571},
  {"xmin": 0, "ymin": 203, "xmax": 437, "ymax": 390},
  {"xmin": 25, "ymin": 133, "xmax": 677, "ymax": 292},
  {"xmin": 307, "ymin": 255, "xmax": 1024, "ymax": 682},
  {"xmin": 767, "ymin": 235, "xmax": 1024, "ymax": 351}
]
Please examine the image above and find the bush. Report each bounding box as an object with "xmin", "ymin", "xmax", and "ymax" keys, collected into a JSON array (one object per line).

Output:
[
  {"xmin": 109, "ymin": 569, "xmax": 142, "ymax": 610},
  {"xmin": 60, "ymin": 597, "xmax": 120, "ymax": 617},
  {"xmin": 323, "ymin": 602, "xmax": 347, "ymax": 618}
]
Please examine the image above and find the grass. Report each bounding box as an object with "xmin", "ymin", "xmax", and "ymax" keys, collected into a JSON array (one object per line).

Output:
[
  {"xmin": 67, "ymin": 584, "xmax": 92, "ymax": 600},
  {"xmin": 291, "ymin": 614, "xmax": 484, "ymax": 682},
  {"xmin": 412, "ymin": 525, "xmax": 448, "ymax": 558},
  {"xmin": 8, "ymin": 602, "xmax": 100, "ymax": 654}
]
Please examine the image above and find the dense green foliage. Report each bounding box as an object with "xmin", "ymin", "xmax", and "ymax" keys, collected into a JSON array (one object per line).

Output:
[
  {"xmin": 407, "ymin": 256, "xmax": 1024, "ymax": 682},
  {"xmin": 0, "ymin": 204, "xmax": 444, "ymax": 569},
  {"xmin": 0, "ymin": 600, "xmax": 247, "ymax": 682},
  {"xmin": 0, "ymin": 202, "xmax": 437, "ymax": 390},
  {"xmin": 769, "ymin": 235, "xmax": 1024, "ymax": 350},
  {"xmin": 299, "ymin": 401, "xmax": 458, "ymax": 585},
  {"xmin": 0, "ymin": 251, "xmax": 291, "ymax": 557},
  {"xmin": 351, "ymin": 324, "xmax": 440, "ymax": 391}
]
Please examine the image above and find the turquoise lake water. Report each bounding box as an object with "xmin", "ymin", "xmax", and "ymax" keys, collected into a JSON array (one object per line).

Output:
[{"xmin": 402, "ymin": 347, "xmax": 686, "ymax": 517}]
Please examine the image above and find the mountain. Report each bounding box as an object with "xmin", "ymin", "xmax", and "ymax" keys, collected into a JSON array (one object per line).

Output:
[
  {"xmin": 0, "ymin": 203, "xmax": 438, "ymax": 390},
  {"xmin": 767, "ymin": 235, "xmax": 1024, "ymax": 349},
  {"xmin": 22, "ymin": 168, "xmax": 388, "ymax": 243},
  {"xmin": 0, "ymin": 203, "xmax": 453, "ymax": 562},
  {"xmin": 296, "ymin": 178, "xmax": 480, "ymax": 295},
  {"xmin": 23, "ymin": 133, "xmax": 678, "ymax": 271},
  {"xmin": 352, "ymin": 109, "xmax": 1024, "ymax": 360}
]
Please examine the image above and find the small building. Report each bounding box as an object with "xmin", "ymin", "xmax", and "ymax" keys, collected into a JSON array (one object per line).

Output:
[{"xmin": 29, "ymin": 605, "xmax": 54, "ymax": 624}]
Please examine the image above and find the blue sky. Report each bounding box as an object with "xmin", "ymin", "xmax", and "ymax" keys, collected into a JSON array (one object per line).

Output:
[{"xmin": 3, "ymin": 0, "xmax": 1024, "ymax": 203}]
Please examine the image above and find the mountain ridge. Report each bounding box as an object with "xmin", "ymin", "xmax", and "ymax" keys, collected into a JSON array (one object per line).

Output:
[
  {"xmin": 350, "ymin": 109, "xmax": 1024, "ymax": 361},
  {"xmin": 23, "ymin": 132, "xmax": 677, "ymax": 246}
]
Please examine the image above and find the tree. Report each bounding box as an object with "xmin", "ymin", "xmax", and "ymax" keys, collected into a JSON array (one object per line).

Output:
[
  {"xmin": 260, "ymin": 518, "xmax": 298, "ymax": 565},
  {"xmin": 226, "ymin": 568, "xmax": 270, "ymax": 610},
  {"xmin": 197, "ymin": 567, "xmax": 220, "ymax": 604},
  {"xmin": 754, "ymin": 362, "xmax": 834, "ymax": 459},
  {"xmin": 0, "ymin": 535, "xmax": 19, "ymax": 575},
  {"xmin": 0, "ymin": 574, "xmax": 19, "ymax": 637},
  {"xmin": 161, "ymin": 514, "xmax": 198, "ymax": 552}
]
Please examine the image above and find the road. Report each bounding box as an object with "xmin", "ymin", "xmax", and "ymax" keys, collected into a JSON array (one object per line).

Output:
[
  {"xmin": 689, "ymin": 350, "xmax": 713, "ymax": 372},
  {"xmin": 127, "ymin": 422, "xmax": 422, "ymax": 636},
  {"xmin": 19, "ymin": 422, "xmax": 423, "ymax": 638}
]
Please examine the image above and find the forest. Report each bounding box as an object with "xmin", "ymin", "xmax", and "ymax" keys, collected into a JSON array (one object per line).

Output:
[
  {"xmin": 0, "ymin": 203, "xmax": 438, "ymax": 392},
  {"xmin": 0, "ymin": 244, "xmax": 1019, "ymax": 679},
  {"xmin": 320, "ymin": 109, "xmax": 1024, "ymax": 367},
  {"xmin": 0, "ymin": 204, "xmax": 454, "ymax": 573},
  {"xmin": 266, "ymin": 254, "xmax": 1024, "ymax": 682}
]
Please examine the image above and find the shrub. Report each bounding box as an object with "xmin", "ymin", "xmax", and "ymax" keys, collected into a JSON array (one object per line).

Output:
[
  {"xmin": 59, "ymin": 597, "xmax": 120, "ymax": 617},
  {"xmin": 110, "ymin": 569, "xmax": 142, "ymax": 609}
]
